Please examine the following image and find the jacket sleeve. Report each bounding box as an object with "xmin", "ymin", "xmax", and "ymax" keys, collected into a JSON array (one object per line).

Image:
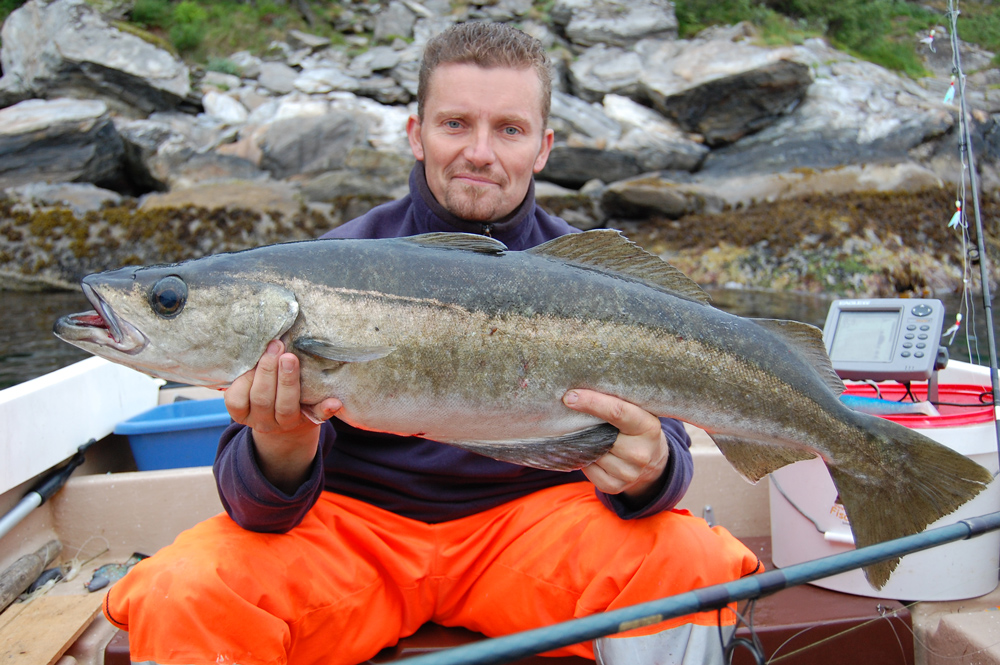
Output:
[
  {"xmin": 214, "ymin": 421, "xmax": 336, "ymax": 533},
  {"xmin": 595, "ymin": 417, "xmax": 694, "ymax": 520}
]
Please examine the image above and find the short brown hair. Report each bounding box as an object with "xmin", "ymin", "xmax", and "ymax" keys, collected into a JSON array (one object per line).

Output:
[{"xmin": 417, "ymin": 22, "xmax": 552, "ymax": 124}]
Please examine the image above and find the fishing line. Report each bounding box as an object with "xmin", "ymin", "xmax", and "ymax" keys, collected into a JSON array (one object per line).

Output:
[
  {"xmin": 764, "ymin": 603, "xmax": 911, "ymax": 665},
  {"xmin": 717, "ymin": 602, "xmax": 764, "ymax": 665},
  {"xmin": 945, "ymin": 0, "xmax": 1000, "ymax": 455}
]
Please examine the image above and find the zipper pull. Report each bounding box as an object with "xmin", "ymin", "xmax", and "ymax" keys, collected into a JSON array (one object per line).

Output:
[{"xmin": 481, "ymin": 224, "xmax": 492, "ymax": 237}]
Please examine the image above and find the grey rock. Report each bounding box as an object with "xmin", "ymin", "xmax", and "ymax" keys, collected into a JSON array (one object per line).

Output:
[
  {"xmin": 551, "ymin": 0, "xmax": 678, "ymax": 47},
  {"xmin": 257, "ymin": 62, "xmax": 299, "ymax": 95},
  {"xmin": 202, "ymin": 91, "xmax": 249, "ymax": 125},
  {"xmin": 568, "ymin": 45, "xmax": 644, "ymax": 103},
  {"xmin": 356, "ymin": 77, "xmax": 411, "ymax": 105},
  {"xmin": 200, "ymin": 71, "xmax": 243, "ymax": 93},
  {"xmin": 350, "ymin": 46, "xmax": 403, "ymax": 77},
  {"xmin": 639, "ymin": 30, "xmax": 813, "ymax": 146},
  {"xmin": 260, "ymin": 112, "xmax": 370, "ymax": 179},
  {"xmin": 538, "ymin": 146, "xmax": 642, "ymax": 189},
  {"xmin": 294, "ymin": 68, "xmax": 360, "ymax": 94},
  {"xmin": 374, "ymin": 1, "xmax": 417, "ymax": 43},
  {"xmin": 0, "ymin": 98, "xmax": 125, "ymax": 190},
  {"xmin": 287, "ymin": 29, "xmax": 332, "ymax": 52},
  {"xmin": 0, "ymin": 0, "xmax": 190, "ymax": 116},
  {"xmin": 603, "ymin": 94, "xmax": 707, "ymax": 172},
  {"xmin": 550, "ymin": 90, "xmax": 621, "ymax": 142},
  {"xmin": 702, "ymin": 54, "xmax": 955, "ymax": 175},
  {"xmin": 4, "ymin": 181, "xmax": 123, "ymax": 215},
  {"xmin": 229, "ymin": 51, "xmax": 264, "ymax": 79},
  {"xmin": 600, "ymin": 174, "xmax": 725, "ymax": 220}
]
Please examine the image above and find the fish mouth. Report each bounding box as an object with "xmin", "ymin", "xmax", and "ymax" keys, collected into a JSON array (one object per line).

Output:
[{"xmin": 53, "ymin": 283, "xmax": 148, "ymax": 354}]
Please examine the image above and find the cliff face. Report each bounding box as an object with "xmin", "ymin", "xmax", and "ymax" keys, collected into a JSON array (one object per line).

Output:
[{"xmin": 0, "ymin": 0, "xmax": 997, "ymax": 296}]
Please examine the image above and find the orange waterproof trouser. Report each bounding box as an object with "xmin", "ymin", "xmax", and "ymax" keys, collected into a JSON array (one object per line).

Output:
[{"xmin": 104, "ymin": 482, "xmax": 760, "ymax": 665}]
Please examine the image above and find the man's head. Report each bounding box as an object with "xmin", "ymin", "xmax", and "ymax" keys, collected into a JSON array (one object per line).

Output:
[
  {"xmin": 417, "ymin": 22, "xmax": 552, "ymax": 125},
  {"xmin": 408, "ymin": 22, "xmax": 555, "ymax": 224}
]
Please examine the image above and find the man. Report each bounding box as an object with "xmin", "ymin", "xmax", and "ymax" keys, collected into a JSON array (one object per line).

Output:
[{"xmin": 104, "ymin": 22, "xmax": 759, "ymax": 665}]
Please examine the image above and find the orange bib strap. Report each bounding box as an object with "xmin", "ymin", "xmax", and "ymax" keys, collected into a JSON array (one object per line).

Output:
[{"xmin": 106, "ymin": 483, "xmax": 758, "ymax": 665}]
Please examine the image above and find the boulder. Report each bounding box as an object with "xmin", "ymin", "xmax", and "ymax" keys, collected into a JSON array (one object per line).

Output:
[
  {"xmin": 259, "ymin": 112, "xmax": 370, "ymax": 179},
  {"xmin": 0, "ymin": 0, "xmax": 190, "ymax": 115},
  {"xmin": 600, "ymin": 174, "xmax": 724, "ymax": 220},
  {"xmin": 0, "ymin": 98, "xmax": 125, "ymax": 189},
  {"xmin": 702, "ymin": 54, "xmax": 954, "ymax": 174},
  {"xmin": 551, "ymin": 0, "xmax": 678, "ymax": 47},
  {"xmin": 638, "ymin": 26, "xmax": 812, "ymax": 146},
  {"xmin": 538, "ymin": 146, "xmax": 642, "ymax": 189}
]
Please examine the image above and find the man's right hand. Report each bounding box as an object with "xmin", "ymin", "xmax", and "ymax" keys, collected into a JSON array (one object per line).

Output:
[{"xmin": 224, "ymin": 339, "xmax": 342, "ymax": 495}]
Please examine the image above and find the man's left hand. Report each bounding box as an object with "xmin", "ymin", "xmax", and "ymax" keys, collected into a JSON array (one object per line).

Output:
[{"xmin": 563, "ymin": 390, "xmax": 670, "ymax": 506}]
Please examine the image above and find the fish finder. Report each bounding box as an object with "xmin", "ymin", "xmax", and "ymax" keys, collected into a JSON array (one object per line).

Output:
[{"xmin": 821, "ymin": 298, "xmax": 947, "ymax": 382}]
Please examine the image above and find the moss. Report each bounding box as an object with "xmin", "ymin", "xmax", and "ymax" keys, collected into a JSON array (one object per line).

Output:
[{"xmin": 112, "ymin": 20, "xmax": 179, "ymax": 56}]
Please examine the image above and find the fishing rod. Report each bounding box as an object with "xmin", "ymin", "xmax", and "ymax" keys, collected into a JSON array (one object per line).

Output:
[
  {"xmin": 396, "ymin": 511, "xmax": 1000, "ymax": 665},
  {"xmin": 946, "ymin": 0, "xmax": 1000, "ymax": 455}
]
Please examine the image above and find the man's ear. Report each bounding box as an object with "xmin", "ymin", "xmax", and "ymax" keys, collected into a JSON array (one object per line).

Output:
[
  {"xmin": 533, "ymin": 128, "xmax": 555, "ymax": 173},
  {"xmin": 407, "ymin": 114, "xmax": 425, "ymax": 161}
]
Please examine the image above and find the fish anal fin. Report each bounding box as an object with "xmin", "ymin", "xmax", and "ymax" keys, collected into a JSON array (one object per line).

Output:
[
  {"xmin": 401, "ymin": 233, "xmax": 507, "ymax": 254},
  {"xmin": 708, "ymin": 433, "xmax": 816, "ymax": 483},
  {"xmin": 443, "ymin": 423, "xmax": 619, "ymax": 471},
  {"xmin": 527, "ymin": 230, "xmax": 712, "ymax": 306},
  {"xmin": 294, "ymin": 337, "xmax": 395, "ymax": 363},
  {"xmin": 752, "ymin": 318, "xmax": 845, "ymax": 396}
]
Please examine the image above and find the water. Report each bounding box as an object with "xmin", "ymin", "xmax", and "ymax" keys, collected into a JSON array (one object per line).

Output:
[
  {"xmin": 1, "ymin": 291, "xmax": 92, "ymax": 390},
  {"xmin": 1, "ymin": 288, "xmax": 997, "ymax": 390}
]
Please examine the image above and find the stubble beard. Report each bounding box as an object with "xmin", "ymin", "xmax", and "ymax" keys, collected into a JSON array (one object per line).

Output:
[{"xmin": 442, "ymin": 166, "xmax": 511, "ymax": 222}]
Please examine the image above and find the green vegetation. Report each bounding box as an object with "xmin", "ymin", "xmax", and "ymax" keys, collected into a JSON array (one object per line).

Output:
[{"xmin": 676, "ymin": 0, "xmax": 961, "ymax": 77}]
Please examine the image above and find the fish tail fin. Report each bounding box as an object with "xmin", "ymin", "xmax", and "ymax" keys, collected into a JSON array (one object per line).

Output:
[{"xmin": 830, "ymin": 413, "xmax": 994, "ymax": 589}]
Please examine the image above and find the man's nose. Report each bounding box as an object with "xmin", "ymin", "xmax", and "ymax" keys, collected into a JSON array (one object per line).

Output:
[{"xmin": 464, "ymin": 126, "xmax": 496, "ymax": 166}]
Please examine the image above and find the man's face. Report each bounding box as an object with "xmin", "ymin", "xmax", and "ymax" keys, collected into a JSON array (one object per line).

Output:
[{"xmin": 407, "ymin": 63, "xmax": 554, "ymax": 223}]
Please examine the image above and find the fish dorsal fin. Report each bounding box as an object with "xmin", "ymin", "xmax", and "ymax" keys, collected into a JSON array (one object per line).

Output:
[
  {"xmin": 526, "ymin": 230, "xmax": 712, "ymax": 306},
  {"xmin": 751, "ymin": 319, "xmax": 845, "ymax": 396},
  {"xmin": 401, "ymin": 232, "xmax": 508, "ymax": 254}
]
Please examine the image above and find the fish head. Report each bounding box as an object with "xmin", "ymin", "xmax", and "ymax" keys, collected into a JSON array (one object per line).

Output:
[{"xmin": 53, "ymin": 261, "xmax": 299, "ymax": 387}]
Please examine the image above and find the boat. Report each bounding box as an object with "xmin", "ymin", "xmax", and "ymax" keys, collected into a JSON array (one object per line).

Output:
[{"xmin": 1, "ymin": 349, "xmax": 998, "ymax": 665}]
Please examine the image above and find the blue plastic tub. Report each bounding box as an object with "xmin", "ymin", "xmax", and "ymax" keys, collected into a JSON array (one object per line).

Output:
[{"xmin": 114, "ymin": 398, "xmax": 231, "ymax": 470}]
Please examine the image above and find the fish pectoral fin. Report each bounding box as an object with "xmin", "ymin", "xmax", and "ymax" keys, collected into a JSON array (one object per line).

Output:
[
  {"xmin": 401, "ymin": 233, "xmax": 508, "ymax": 254},
  {"xmin": 526, "ymin": 230, "xmax": 712, "ymax": 306},
  {"xmin": 708, "ymin": 433, "xmax": 816, "ymax": 484},
  {"xmin": 442, "ymin": 423, "xmax": 619, "ymax": 471},
  {"xmin": 293, "ymin": 337, "xmax": 395, "ymax": 362}
]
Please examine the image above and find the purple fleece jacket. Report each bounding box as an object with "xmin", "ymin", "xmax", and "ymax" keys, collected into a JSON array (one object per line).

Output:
[{"xmin": 214, "ymin": 164, "xmax": 694, "ymax": 532}]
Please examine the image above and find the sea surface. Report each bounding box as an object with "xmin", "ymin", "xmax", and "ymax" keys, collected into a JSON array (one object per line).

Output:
[{"xmin": 1, "ymin": 287, "xmax": 997, "ymax": 390}]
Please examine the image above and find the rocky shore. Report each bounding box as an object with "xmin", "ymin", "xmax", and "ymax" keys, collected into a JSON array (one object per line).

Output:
[{"xmin": 1, "ymin": 0, "xmax": 998, "ymax": 296}]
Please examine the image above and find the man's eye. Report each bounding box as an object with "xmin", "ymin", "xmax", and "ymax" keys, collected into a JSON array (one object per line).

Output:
[
  {"xmin": 445, "ymin": 120, "xmax": 462, "ymax": 129},
  {"xmin": 504, "ymin": 127, "xmax": 521, "ymax": 135}
]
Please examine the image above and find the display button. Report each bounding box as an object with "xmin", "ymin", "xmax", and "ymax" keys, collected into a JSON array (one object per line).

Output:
[
  {"xmin": 915, "ymin": 351, "xmax": 925, "ymax": 358},
  {"xmin": 907, "ymin": 324, "xmax": 917, "ymax": 331},
  {"xmin": 911, "ymin": 304, "xmax": 934, "ymax": 317},
  {"xmin": 920, "ymin": 325, "xmax": 930, "ymax": 331},
  {"xmin": 905, "ymin": 333, "xmax": 915, "ymax": 340},
  {"xmin": 918, "ymin": 334, "xmax": 928, "ymax": 340},
  {"xmin": 901, "ymin": 351, "xmax": 911, "ymax": 357},
  {"xmin": 916, "ymin": 342, "xmax": 926, "ymax": 349},
  {"xmin": 902, "ymin": 342, "xmax": 913, "ymax": 348}
]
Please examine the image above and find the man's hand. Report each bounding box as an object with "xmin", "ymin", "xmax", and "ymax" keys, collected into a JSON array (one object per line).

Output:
[
  {"xmin": 563, "ymin": 389, "xmax": 669, "ymax": 506},
  {"xmin": 225, "ymin": 340, "xmax": 342, "ymax": 494}
]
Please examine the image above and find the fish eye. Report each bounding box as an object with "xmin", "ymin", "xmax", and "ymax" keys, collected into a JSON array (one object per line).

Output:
[{"xmin": 149, "ymin": 275, "xmax": 187, "ymax": 318}]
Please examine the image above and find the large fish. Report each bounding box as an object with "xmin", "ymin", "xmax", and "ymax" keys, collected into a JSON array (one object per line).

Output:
[{"xmin": 54, "ymin": 230, "xmax": 992, "ymax": 588}]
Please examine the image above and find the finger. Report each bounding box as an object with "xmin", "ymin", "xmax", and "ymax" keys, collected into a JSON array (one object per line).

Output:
[
  {"xmin": 273, "ymin": 352, "xmax": 302, "ymax": 427},
  {"xmin": 302, "ymin": 397, "xmax": 344, "ymax": 424},
  {"xmin": 248, "ymin": 340, "xmax": 284, "ymax": 422},
  {"xmin": 224, "ymin": 366, "xmax": 255, "ymax": 422},
  {"xmin": 582, "ymin": 460, "xmax": 628, "ymax": 495},
  {"xmin": 563, "ymin": 389, "xmax": 657, "ymax": 436}
]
